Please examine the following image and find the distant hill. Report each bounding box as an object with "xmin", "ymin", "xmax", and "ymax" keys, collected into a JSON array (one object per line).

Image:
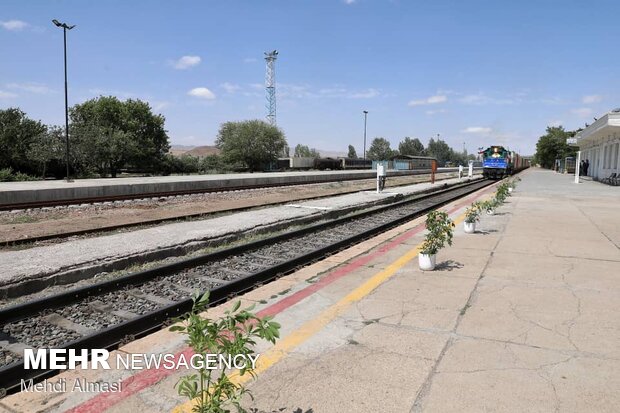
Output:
[{"xmin": 170, "ymin": 145, "xmax": 220, "ymax": 158}]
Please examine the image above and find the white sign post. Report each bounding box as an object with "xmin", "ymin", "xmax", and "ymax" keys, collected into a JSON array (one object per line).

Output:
[
  {"xmin": 574, "ymin": 150, "xmax": 581, "ymax": 184},
  {"xmin": 377, "ymin": 163, "xmax": 386, "ymax": 193},
  {"xmin": 468, "ymin": 160, "xmax": 474, "ymax": 177}
]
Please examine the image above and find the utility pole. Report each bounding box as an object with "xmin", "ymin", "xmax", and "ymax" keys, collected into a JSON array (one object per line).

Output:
[
  {"xmin": 363, "ymin": 110, "xmax": 368, "ymax": 160},
  {"xmin": 52, "ymin": 19, "xmax": 76, "ymax": 182}
]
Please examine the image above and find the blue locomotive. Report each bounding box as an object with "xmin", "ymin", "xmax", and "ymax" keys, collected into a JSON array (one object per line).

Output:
[{"xmin": 481, "ymin": 146, "xmax": 529, "ymax": 179}]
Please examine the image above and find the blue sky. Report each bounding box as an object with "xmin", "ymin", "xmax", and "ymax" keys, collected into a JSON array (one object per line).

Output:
[{"xmin": 1, "ymin": 0, "xmax": 619, "ymax": 155}]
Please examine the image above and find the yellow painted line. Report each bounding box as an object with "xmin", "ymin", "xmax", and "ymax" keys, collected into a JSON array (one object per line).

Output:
[{"xmin": 173, "ymin": 205, "xmax": 473, "ymax": 413}]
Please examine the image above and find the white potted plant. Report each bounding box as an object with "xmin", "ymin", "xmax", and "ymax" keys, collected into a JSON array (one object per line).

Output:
[
  {"xmin": 508, "ymin": 176, "xmax": 521, "ymax": 193},
  {"xmin": 484, "ymin": 198, "xmax": 499, "ymax": 215},
  {"xmin": 496, "ymin": 182, "xmax": 510, "ymax": 202},
  {"xmin": 464, "ymin": 201, "xmax": 483, "ymax": 233},
  {"xmin": 419, "ymin": 210, "xmax": 455, "ymax": 271}
]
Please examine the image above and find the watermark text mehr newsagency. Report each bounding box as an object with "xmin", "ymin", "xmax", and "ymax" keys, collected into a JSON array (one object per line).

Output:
[{"xmin": 24, "ymin": 349, "xmax": 260, "ymax": 371}]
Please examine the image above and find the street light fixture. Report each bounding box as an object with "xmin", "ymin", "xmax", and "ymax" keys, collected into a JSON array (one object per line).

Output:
[
  {"xmin": 363, "ymin": 110, "xmax": 368, "ymax": 160},
  {"xmin": 52, "ymin": 19, "xmax": 76, "ymax": 182}
]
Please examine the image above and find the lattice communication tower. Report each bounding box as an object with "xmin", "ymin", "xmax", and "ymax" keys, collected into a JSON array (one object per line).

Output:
[{"xmin": 264, "ymin": 50, "xmax": 278, "ymax": 125}]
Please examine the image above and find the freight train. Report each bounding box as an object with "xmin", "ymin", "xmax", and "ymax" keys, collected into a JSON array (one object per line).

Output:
[
  {"xmin": 481, "ymin": 146, "xmax": 529, "ymax": 179},
  {"xmin": 274, "ymin": 155, "xmax": 437, "ymax": 171}
]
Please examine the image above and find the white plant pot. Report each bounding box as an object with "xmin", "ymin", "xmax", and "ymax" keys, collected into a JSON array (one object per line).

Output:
[
  {"xmin": 486, "ymin": 209, "xmax": 495, "ymax": 215},
  {"xmin": 464, "ymin": 221, "xmax": 476, "ymax": 233},
  {"xmin": 508, "ymin": 187, "xmax": 513, "ymax": 193},
  {"xmin": 418, "ymin": 253, "xmax": 436, "ymax": 271}
]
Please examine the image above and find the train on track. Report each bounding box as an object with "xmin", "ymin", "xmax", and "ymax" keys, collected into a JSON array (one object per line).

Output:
[{"xmin": 481, "ymin": 146, "xmax": 530, "ymax": 179}]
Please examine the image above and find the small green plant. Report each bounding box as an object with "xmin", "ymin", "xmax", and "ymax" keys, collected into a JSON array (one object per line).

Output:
[
  {"xmin": 483, "ymin": 198, "xmax": 500, "ymax": 213},
  {"xmin": 507, "ymin": 176, "xmax": 521, "ymax": 189},
  {"xmin": 420, "ymin": 210, "xmax": 455, "ymax": 255},
  {"xmin": 0, "ymin": 168, "xmax": 37, "ymax": 182},
  {"xmin": 464, "ymin": 201, "xmax": 484, "ymax": 224},
  {"xmin": 170, "ymin": 292, "xmax": 281, "ymax": 413},
  {"xmin": 0, "ymin": 168, "xmax": 13, "ymax": 182},
  {"xmin": 495, "ymin": 182, "xmax": 511, "ymax": 203}
]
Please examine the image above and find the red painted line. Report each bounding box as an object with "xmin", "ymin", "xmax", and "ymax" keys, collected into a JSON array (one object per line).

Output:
[{"xmin": 65, "ymin": 183, "xmax": 494, "ymax": 413}]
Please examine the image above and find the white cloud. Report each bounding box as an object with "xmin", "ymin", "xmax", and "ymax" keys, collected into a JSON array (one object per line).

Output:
[
  {"xmin": 408, "ymin": 94, "xmax": 447, "ymax": 106},
  {"xmin": 188, "ymin": 87, "xmax": 216, "ymax": 99},
  {"xmin": 221, "ymin": 82, "xmax": 241, "ymax": 93},
  {"xmin": 319, "ymin": 87, "xmax": 348, "ymax": 95},
  {"xmin": 539, "ymin": 96, "xmax": 568, "ymax": 105},
  {"xmin": 278, "ymin": 83, "xmax": 314, "ymax": 99},
  {"xmin": 461, "ymin": 126, "xmax": 492, "ymax": 134},
  {"xmin": 459, "ymin": 93, "xmax": 516, "ymax": 105},
  {"xmin": 6, "ymin": 82, "xmax": 53, "ymax": 94},
  {"xmin": 1, "ymin": 20, "xmax": 28, "ymax": 31},
  {"xmin": 243, "ymin": 57, "xmax": 257, "ymax": 63},
  {"xmin": 582, "ymin": 95, "xmax": 602, "ymax": 104},
  {"xmin": 152, "ymin": 101, "xmax": 170, "ymax": 112},
  {"xmin": 0, "ymin": 90, "xmax": 18, "ymax": 99},
  {"xmin": 172, "ymin": 55, "xmax": 201, "ymax": 70},
  {"xmin": 426, "ymin": 109, "xmax": 446, "ymax": 115},
  {"xmin": 571, "ymin": 107, "xmax": 592, "ymax": 118},
  {"xmin": 348, "ymin": 88, "xmax": 380, "ymax": 99},
  {"xmin": 344, "ymin": 0, "xmax": 356, "ymax": 4}
]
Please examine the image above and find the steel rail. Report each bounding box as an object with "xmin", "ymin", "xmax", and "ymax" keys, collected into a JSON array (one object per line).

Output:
[
  {"xmin": 1, "ymin": 172, "xmax": 468, "ymax": 247},
  {"xmin": 0, "ymin": 168, "xmax": 481, "ymax": 211},
  {"xmin": 0, "ymin": 178, "xmax": 493, "ymax": 396}
]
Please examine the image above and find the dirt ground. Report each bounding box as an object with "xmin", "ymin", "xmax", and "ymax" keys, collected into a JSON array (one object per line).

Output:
[{"xmin": 0, "ymin": 173, "xmax": 457, "ymax": 244}]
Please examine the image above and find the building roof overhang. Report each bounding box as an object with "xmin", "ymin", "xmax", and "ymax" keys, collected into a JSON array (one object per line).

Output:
[{"xmin": 575, "ymin": 111, "xmax": 620, "ymax": 146}]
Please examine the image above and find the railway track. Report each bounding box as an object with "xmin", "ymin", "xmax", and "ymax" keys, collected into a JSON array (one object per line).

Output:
[
  {"xmin": 0, "ymin": 168, "xmax": 475, "ymax": 211},
  {"xmin": 0, "ymin": 172, "xmax": 465, "ymax": 247},
  {"xmin": 0, "ymin": 178, "xmax": 493, "ymax": 395}
]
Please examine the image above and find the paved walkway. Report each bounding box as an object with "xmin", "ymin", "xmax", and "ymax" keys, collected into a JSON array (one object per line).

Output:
[{"xmin": 2, "ymin": 168, "xmax": 618, "ymax": 412}]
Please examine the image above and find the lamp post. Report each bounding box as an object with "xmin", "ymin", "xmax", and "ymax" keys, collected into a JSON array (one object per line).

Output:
[
  {"xmin": 363, "ymin": 110, "xmax": 368, "ymax": 160},
  {"xmin": 52, "ymin": 19, "xmax": 75, "ymax": 182}
]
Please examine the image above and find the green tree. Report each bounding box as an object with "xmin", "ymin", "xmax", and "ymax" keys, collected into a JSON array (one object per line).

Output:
[
  {"xmin": 200, "ymin": 154, "xmax": 225, "ymax": 173},
  {"xmin": 72, "ymin": 124, "xmax": 136, "ymax": 177},
  {"xmin": 178, "ymin": 154, "xmax": 201, "ymax": 174},
  {"xmin": 426, "ymin": 138, "xmax": 453, "ymax": 165},
  {"xmin": 293, "ymin": 144, "xmax": 320, "ymax": 158},
  {"xmin": 347, "ymin": 144, "xmax": 358, "ymax": 159},
  {"xmin": 366, "ymin": 137, "xmax": 396, "ymax": 161},
  {"xmin": 26, "ymin": 126, "xmax": 64, "ymax": 177},
  {"xmin": 216, "ymin": 120, "xmax": 287, "ymax": 171},
  {"xmin": 70, "ymin": 96, "xmax": 170, "ymax": 177},
  {"xmin": 534, "ymin": 126, "xmax": 576, "ymax": 169},
  {"xmin": 398, "ymin": 137, "xmax": 425, "ymax": 156},
  {"xmin": 0, "ymin": 108, "xmax": 47, "ymax": 173}
]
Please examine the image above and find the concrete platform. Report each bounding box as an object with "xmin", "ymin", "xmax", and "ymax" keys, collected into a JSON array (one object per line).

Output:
[
  {"xmin": 0, "ymin": 175, "xmax": 477, "ymax": 293},
  {"xmin": 0, "ymin": 168, "xmax": 471, "ymax": 208},
  {"xmin": 2, "ymin": 168, "xmax": 619, "ymax": 413}
]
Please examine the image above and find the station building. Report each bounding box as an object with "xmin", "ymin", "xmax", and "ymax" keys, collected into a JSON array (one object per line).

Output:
[{"xmin": 575, "ymin": 109, "xmax": 620, "ymax": 180}]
